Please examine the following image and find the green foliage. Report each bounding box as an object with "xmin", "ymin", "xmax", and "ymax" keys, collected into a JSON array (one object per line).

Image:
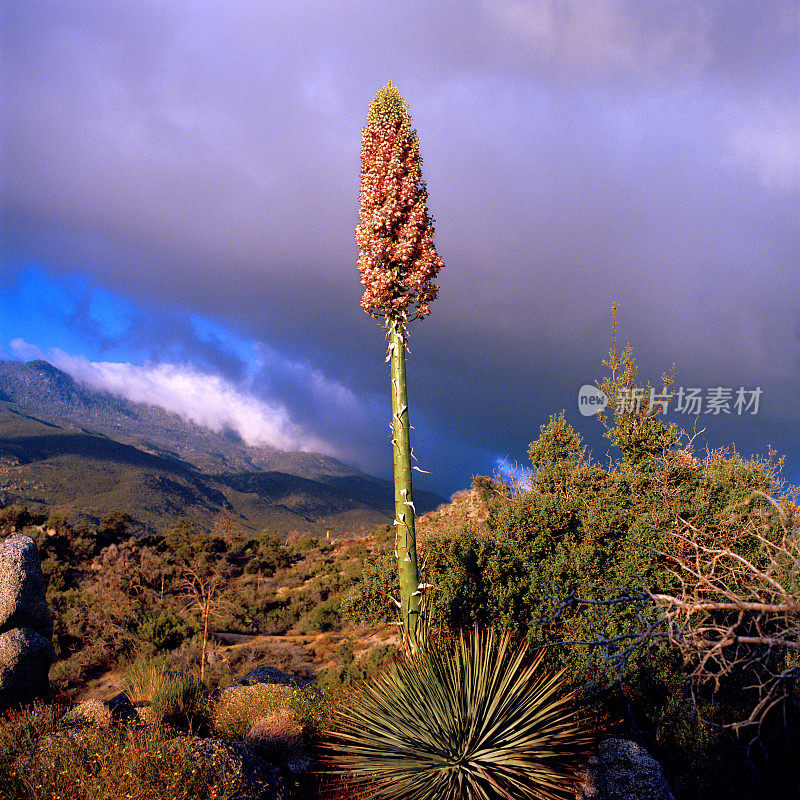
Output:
[
  {"xmin": 150, "ymin": 675, "xmax": 208, "ymax": 731},
  {"xmin": 137, "ymin": 608, "xmax": 197, "ymax": 653},
  {"xmin": 0, "ymin": 505, "xmax": 35, "ymax": 532},
  {"xmin": 296, "ymin": 597, "xmax": 341, "ymax": 634},
  {"xmin": 163, "ymin": 518, "xmax": 202, "ymax": 564},
  {"xmin": 293, "ymin": 535, "xmax": 332, "ymax": 557},
  {"xmin": 242, "ymin": 532, "xmax": 290, "ymax": 575},
  {"xmin": 316, "ymin": 643, "xmax": 398, "ymax": 695},
  {"xmin": 123, "ymin": 658, "xmax": 208, "ymax": 730},
  {"xmin": 324, "ymin": 629, "xmax": 593, "ymax": 800}
]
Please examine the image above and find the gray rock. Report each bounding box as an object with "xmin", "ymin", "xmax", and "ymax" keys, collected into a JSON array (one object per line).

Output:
[
  {"xmin": 577, "ymin": 738, "xmax": 675, "ymax": 800},
  {"xmin": 64, "ymin": 699, "xmax": 113, "ymax": 727},
  {"xmin": 237, "ymin": 666, "xmax": 309, "ymax": 689},
  {"xmin": 0, "ymin": 534, "xmax": 52, "ymax": 636},
  {"xmin": 190, "ymin": 736, "xmax": 291, "ymax": 800},
  {"xmin": 108, "ymin": 691, "xmax": 137, "ymax": 722},
  {"xmin": 0, "ymin": 627, "xmax": 55, "ymax": 713}
]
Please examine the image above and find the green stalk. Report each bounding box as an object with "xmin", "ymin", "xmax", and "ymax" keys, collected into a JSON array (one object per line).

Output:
[{"xmin": 389, "ymin": 319, "xmax": 421, "ymax": 649}]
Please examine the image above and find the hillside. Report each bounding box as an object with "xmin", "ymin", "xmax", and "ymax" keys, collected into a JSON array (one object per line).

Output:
[{"xmin": 0, "ymin": 360, "xmax": 445, "ymax": 535}]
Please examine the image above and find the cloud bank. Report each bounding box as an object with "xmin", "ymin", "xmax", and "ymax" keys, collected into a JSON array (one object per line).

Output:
[{"xmin": 11, "ymin": 339, "xmax": 334, "ymax": 456}]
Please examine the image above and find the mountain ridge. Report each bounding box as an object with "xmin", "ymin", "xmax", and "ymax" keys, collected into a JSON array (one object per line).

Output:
[{"xmin": 0, "ymin": 359, "xmax": 446, "ymax": 536}]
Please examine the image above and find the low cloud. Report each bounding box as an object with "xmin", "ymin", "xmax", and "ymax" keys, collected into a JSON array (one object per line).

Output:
[{"xmin": 11, "ymin": 340, "xmax": 333, "ymax": 455}]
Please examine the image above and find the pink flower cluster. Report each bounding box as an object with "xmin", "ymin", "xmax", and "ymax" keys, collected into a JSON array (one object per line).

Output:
[{"xmin": 355, "ymin": 84, "xmax": 444, "ymax": 322}]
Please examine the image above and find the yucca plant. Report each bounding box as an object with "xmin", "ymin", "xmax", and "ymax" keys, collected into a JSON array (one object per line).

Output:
[
  {"xmin": 356, "ymin": 81, "xmax": 445, "ymax": 650},
  {"xmin": 323, "ymin": 629, "xmax": 595, "ymax": 800}
]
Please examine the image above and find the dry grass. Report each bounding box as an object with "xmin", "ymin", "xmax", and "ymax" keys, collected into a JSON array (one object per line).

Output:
[
  {"xmin": 122, "ymin": 659, "xmax": 208, "ymax": 729},
  {"xmin": 212, "ymin": 683, "xmax": 295, "ymax": 740}
]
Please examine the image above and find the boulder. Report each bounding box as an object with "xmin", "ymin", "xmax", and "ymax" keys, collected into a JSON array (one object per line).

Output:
[
  {"xmin": 236, "ymin": 666, "xmax": 309, "ymax": 690},
  {"xmin": 0, "ymin": 534, "xmax": 52, "ymax": 636},
  {"xmin": 64, "ymin": 699, "xmax": 113, "ymax": 728},
  {"xmin": 108, "ymin": 690, "xmax": 138, "ymax": 723},
  {"xmin": 577, "ymin": 738, "xmax": 675, "ymax": 800},
  {"xmin": 0, "ymin": 627, "xmax": 55, "ymax": 713},
  {"xmin": 190, "ymin": 736, "xmax": 291, "ymax": 800}
]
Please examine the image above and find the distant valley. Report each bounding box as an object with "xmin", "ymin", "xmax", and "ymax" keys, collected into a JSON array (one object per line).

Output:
[{"xmin": 0, "ymin": 359, "xmax": 445, "ymax": 536}]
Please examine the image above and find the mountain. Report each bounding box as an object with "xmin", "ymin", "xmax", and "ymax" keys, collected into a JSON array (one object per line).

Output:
[
  {"xmin": 0, "ymin": 360, "xmax": 355, "ymax": 478},
  {"xmin": 0, "ymin": 360, "xmax": 445, "ymax": 536}
]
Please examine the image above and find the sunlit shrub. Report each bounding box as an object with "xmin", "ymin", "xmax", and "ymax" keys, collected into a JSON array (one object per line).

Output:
[{"xmin": 212, "ymin": 683, "xmax": 294, "ymax": 740}]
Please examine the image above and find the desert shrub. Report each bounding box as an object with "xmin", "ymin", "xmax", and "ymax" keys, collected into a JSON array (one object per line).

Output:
[
  {"xmin": 123, "ymin": 658, "xmax": 209, "ymax": 730},
  {"xmin": 212, "ymin": 683, "xmax": 294, "ymax": 740},
  {"xmin": 0, "ymin": 703, "xmax": 237, "ymax": 800},
  {"xmin": 0, "ymin": 504, "xmax": 34, "ymax": 532},
  {"xmin": 372, "ymin": 523, "xmax": 393, "ymax": 549},
  {"xmin": 292, "ymin": 535, "xmax": 333, "ymax": 558},
  {"xmin": 296, "ymin": 598, "xmax": 341, "ymax": 634},
  {"xmin": 340, "ymin": 548, "xmax": 396, "ymax": 625},
  {"xmin": 122, "ymin": 656, "xmax": 175, "ymax": 706},
  {"xmin": 345, "ymin": 543, "xmax": 369, "ymax": 561},
  {"xmin": 225, "ymin": 638, "xmax": 312, "ymax": 679},
  {"xmin": 150, "ymin": 675, "xmax": 208, "ymax": 730},
  {"xmin": 342, "ymin": 357, "xmax": 798, "ymax": 798},
  {"xmin": 137, "ymin": 608, "xmax": 196, "ymax": 652},
  {"xmin": 316, "ymin": 643, "xmax": 398, "ymax": 695},
  {"xmin": 41, "ymin": 556, "xmax": 71, "ymax": 591},
  {"xmin": 259, "ymin": 604, "xmax": 296, "ymax": 635},
  {"xmin": 241, "ymin": 533, "xmax": 291, "ymax": 575}
]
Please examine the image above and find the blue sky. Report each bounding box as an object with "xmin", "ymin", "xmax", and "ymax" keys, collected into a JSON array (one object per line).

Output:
[{"xmin": 2, "ymin": 1, "xmax": 799, "ymax": 496}]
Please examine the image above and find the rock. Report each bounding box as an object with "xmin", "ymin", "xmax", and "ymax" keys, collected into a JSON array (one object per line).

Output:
[
  {"xmin": 0, "ymin": 627, "xmax": 55, "ymax": 713},
  {"xmin": 0, "ymin": 534, "xmax": 52, "ymax": 636},
  {"xmin": 236, "ymin": 666, "xmax": 309, "ymax": 690},
  {"xmin": 190, "ymin": 736, "xmax": 291, "ymax": 800},
  {"xmin": 108, "ymin": 690, "xmax": 138, "ymax": 722},
  {"xmin": 64, "ymin": 699, "xmax": 113, "ymax": 728},
  {"xmin": 577, "ymin": 738, "xmax": 675, "ymax": 800},
  {"xmin": 135, "ymin": 705, "xmax": 160, "ymax": 726},
  {"xmin": 0, "ymin": 535, "xmax": 55, "ymax": 713}
]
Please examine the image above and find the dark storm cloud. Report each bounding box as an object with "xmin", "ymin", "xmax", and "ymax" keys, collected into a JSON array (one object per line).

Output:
[{"xmin": 2, "ymin": 1, "xmax": 799, "ymax": 493}]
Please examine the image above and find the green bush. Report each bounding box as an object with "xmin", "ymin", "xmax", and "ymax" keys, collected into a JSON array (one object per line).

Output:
[
  {"xmin": 296, "ymin": 597, "xmax": 341, "ymax": 634},
  {"xmin": 316, "ymin": 643, "xmax": 398, "ymax": 695},
  {"xmin": 137, "ymin": 608, "xmax": 197, "ymax": 653}
]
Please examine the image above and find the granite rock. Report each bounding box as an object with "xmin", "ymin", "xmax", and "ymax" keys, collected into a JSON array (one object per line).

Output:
[
  {"xmin": 0, "ymin": 534, "xmax": 52, "ymax": 636},
  {"xmin": 577, "ymin": 738, "xmax": 676, "ymax": 800},
  {"xmin": 0, "ymin": 627, "xmax": 55, "ymax": 713}
]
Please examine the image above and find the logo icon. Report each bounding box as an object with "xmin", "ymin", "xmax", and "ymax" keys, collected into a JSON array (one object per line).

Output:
[{"xmin": 577, "ymin": 385, "xmax": 608, "ymax": 416}]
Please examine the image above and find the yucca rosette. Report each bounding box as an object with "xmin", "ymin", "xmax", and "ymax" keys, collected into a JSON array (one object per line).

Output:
[
  {"xmin": 356, "ymin": 81, "xmax": 444, "ymax": 323},
  {"xmin": 324, "ymin": 629, "xmax": 595, "ymax": 800}
]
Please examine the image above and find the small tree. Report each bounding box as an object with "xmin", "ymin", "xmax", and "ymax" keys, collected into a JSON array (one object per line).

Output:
[
  {"xmin": 178, "ymin": 555, "xmax": 232, "ymax": 684},
  {"xmin": 356, "ymin": 81, "xmax": 444, "ymax": 648}
]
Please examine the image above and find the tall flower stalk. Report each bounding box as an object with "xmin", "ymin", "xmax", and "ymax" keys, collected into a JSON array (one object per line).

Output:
[{"xmin": 356, "ymin": 82, "xmax": 444, "ymax": 649}]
